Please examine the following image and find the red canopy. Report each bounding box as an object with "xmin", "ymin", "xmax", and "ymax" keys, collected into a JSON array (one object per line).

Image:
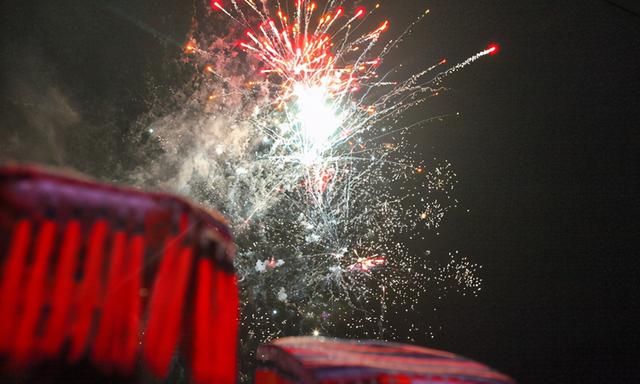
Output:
[
  {"xmin": 256, "ymin": 337, "xmax": 514, "ymax": 384},
  {"xmin": 0, "ymin": 165, "xmax": 238, "ymax": 384}
]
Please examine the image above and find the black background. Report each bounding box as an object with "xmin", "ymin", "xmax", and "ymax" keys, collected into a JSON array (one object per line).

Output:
[{"xmin": 1, "ymin": 0, "xmax": 639, "ymax": 382}]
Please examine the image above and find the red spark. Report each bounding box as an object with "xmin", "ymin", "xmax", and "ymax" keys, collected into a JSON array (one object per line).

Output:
[
  {"xmin": 487, "ymin": 43, "xmax": 500, "ymax": 55},
  {"xmin": 348, "ymin": 255, "xmax": 387, "ymax": 273},
  {"xmin": 215, "ymin": 2, "xmax": 395, "ymax": 102}
]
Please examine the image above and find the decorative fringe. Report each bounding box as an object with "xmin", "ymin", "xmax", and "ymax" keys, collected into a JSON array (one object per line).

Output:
[
  {"xmin": 214, "ymin": 270, "xmax": 238, "ymax": 383},
  {"xmin": 0, "ymin": 218, "xmax": 235, "ymax": 382},
  {"xmin": 92, "ymin": 230, "xmax": 128, "ymax": 368},
  {"xmin": 41, "ymin": 220, "xmax": 81, "ymax": 357},
  {"xmin": 13, "ymin": 220, "xmax": 57, "ymax": 365},
  {"xmin": 69, "ymin": 220, "xmax": 108, "ymax": 361},
  {"xmin": 121, "ymin": 234, "xmax": 144, "ymax": 373},
  {"xmin": 143, "ymin": 237, "xmax": 194, "ymax": 377},
  {"xmin": 0, "ymin": 220, "xmax": 33, "ymax": 353},
  {"xmin": 142, "ymin": 235, "xmax": 177, "ymax": 375},
  {"xmin": 193, "ymin": 258, "xmax": 214, "ymax": 383},
  {"xmin": 0, "ymin": 167, "xmax": 237, "ymax": 383},
  {"xmin": 192, "ymin": 259, "xmax": 239, "ymax": 384},
  {"xmin": 156, "ymin": 246, "xmax": 194, "ymax": 375}
]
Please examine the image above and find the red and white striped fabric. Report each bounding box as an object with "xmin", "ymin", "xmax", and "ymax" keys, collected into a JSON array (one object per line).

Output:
[
  {"xmin": 256, "ymin": 337, "xmax": 514, "ymax": 384},
  {"xmin": 0, "ymin": 165, "xmax": 238, "ymax": 384}
]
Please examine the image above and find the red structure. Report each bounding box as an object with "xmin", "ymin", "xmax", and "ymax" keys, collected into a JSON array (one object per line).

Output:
[
  {"xmin": 0, "ymin": 165, "xmax": 238, "ymax": 384},
  {"xmin": 255, "ymin": 337, "xmax": 514, "ymax": 384}
]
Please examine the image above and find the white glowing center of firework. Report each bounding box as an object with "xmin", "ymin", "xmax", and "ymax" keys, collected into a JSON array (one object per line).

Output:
[{"xmin": 293, "ymin": 84, "xmax": 344, "ymax": 164}]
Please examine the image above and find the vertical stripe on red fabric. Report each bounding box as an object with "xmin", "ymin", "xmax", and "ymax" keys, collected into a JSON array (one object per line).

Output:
[
  {"xmin": 12, "ymin": 220, "xmax": 56, "ymax": 364},
  {"xmin": 68, "ymin": 220, "xmax": 108, "ymax": 361},
  {"xmin": 192, "ymin": 258, "xmax": 214, "ymax": 383},
  {"xmin": 209, "ymin": 266, "xmax": 225, "ymax": 382},
  {"xmin": 0, "ymin": 219, "xmax": 32, "ymax": 353},
  {"xmin": 142, "ymin": 237, "xmax": 180, "ymax": 376},
  {"xmin": 40, "ymin": 220, "xmax": 81, "ymax": 357},
  {"xmin": 119, "ymin": 235, "xmax": 144, "ymax": 373},
  {"xmin": 192, "ymin": 259, "xmax": 238, "ymax": 384},
  {"xmin": 209, "ymin": 267, "xmax": 238, "ymax": 384},
  {"xmin": 220, "ymin": 272, "xmax": 239, "ymax": 383},
  {"xmin": 154, "ymin": 246, "xmax": 193, "ymax": 377},
  {"xmin": 92, "ymin": 230, "xmax": 127, "ymax": 368}
]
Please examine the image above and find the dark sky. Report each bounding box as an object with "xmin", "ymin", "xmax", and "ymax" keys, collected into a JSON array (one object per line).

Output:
[{"xmin": 1, "ymin": 0, "xmax": 639, "ymax": 383}]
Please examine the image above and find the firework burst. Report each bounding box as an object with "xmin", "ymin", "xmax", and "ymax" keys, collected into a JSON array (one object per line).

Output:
[
  {"xmin": 202, "ymin": 0, "xmax": 496, "ymax": 170},
  {"xmin": 138, "ymin": 0, "xmax": 495, "ymax": 380}
]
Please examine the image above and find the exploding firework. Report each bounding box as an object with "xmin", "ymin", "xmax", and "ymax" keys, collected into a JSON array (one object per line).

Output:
[
  {"xmin": 136, "ymin": 0, "xmax": 495, "ymax": 380},
  {"xmin": 204, "ymin": 0, "xmax": 496, "ymax": 169}
]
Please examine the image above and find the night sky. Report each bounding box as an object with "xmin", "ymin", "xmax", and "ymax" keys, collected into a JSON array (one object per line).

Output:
[{"xmin": 1, "ymin": 1, "xmax": 639, "ymax": 383}]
